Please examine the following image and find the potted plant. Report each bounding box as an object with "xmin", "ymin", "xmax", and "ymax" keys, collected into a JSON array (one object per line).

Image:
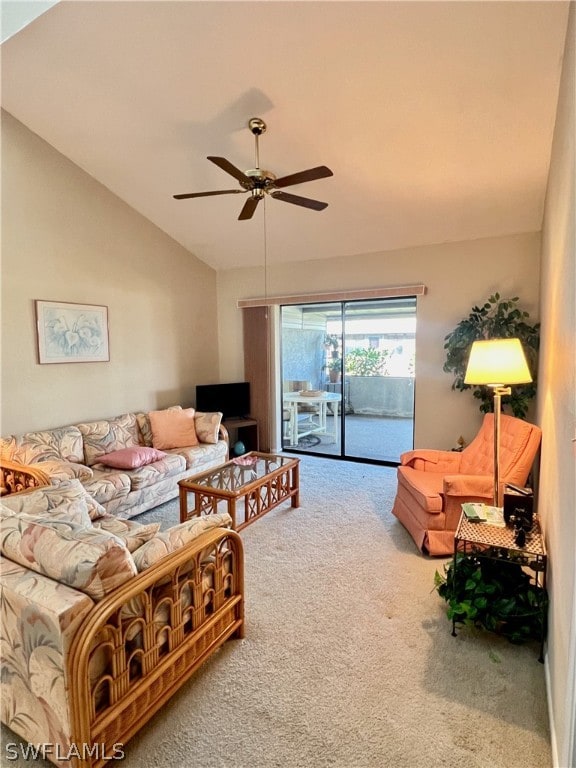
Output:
[
  {"xmin": 324, "ymin": 334, "xmax": 339, "ymax": 357},
  {"xmin": 434, "ymin": 553, "xmax": 547, "ymax": 645},
  {"xmin": 328, "ymin": 357, "xmax": 342, "ymax": 383},
  {"xmin": 443, "ymin": 294, "xmax": 540, "ymax": 418}
]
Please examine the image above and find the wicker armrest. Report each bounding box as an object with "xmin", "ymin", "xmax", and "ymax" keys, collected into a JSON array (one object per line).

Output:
[
  {"xmin": 218, "ymin": 422, "xmax": 229, "ymax": 444},
  {"xmin": 0, "ymin": 458, "xmax": 51, "ymax": 496},
  {"xmin": 218, "ymin": 422, "xmax": 230, "ymax": 459}
]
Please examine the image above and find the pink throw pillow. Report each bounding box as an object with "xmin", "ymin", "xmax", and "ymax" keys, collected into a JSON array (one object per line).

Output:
[
  {"xmin": 98, "ymin": 446, "xmax": 167, "ymax": 469},
  {"xmin": 149, "ymin": 407, "xmax": 199, "ymax": 450}
]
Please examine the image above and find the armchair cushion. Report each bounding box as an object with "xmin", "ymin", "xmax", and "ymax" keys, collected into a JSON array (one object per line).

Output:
[
  {"xmin": 400, "ymin": 449, "xmax": 462, "ymax": 473},
  {"xmin": 397, "ymin": 467, "xmax": 444, "ymax": 513},
  {"xmin": 443, "ymin": 474, "xmax": 493, "ymax": 497}
]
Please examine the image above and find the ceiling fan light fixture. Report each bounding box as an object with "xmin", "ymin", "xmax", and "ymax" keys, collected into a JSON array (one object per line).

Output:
[{"xmin": 172, "ymin": 117, "xmax": 333, "ymax": 220}]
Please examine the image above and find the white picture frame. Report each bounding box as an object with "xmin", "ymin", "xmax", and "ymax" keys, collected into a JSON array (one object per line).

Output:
[{"xmin": 35, "ymin": 300, "xmax": 110, "ymax": 364}]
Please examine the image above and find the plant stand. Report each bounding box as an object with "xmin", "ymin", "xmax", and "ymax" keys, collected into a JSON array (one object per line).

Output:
[{"xmin": 449, "ymin": 513, "xmax": 548, "ymax": 661}]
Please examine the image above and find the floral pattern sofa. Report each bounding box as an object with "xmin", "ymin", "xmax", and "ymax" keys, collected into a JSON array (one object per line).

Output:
[
  {"xmin": 0, "ymin": 479, "xmax": 244, "ymax": 767},
  {"xmin": 1, "ymin": 407, "xmax": 229, "ymax": 518}
]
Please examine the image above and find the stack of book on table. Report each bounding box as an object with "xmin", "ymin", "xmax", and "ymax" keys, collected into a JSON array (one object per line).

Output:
[{"xmin": 461, "ymin": 502, "xmax": 506, "ymax": 527}]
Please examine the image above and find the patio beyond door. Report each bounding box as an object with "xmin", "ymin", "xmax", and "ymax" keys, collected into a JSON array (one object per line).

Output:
[{"xmin": 280, "ymin": 297, "xmax": 416, "ymax": 465}]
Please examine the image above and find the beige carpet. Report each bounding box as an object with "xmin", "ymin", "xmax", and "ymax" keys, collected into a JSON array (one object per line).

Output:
[{"xmin": 1, "ymin": 455, "xmax": 551, "ymax": 768}]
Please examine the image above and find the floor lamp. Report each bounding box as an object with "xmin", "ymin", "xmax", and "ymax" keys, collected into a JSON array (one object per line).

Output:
[{"xmin": 464, "ymin": 338, "xmax": 533, "ymax": 506}]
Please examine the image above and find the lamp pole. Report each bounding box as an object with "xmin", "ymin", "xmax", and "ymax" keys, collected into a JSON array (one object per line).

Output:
[{"xmin": 492, "ymin": 386, "xmax": 511, "ymax": 507}]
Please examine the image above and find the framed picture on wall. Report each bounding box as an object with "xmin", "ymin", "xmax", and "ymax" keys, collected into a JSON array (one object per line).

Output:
[{"xmin": 35, "ymin": 300, "xmax": 110, "ymax": 364}]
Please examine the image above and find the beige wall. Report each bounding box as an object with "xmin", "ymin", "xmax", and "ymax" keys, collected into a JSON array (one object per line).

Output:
[
  {"xmin": 538, "ymin": 5, "xmax": 576, "ymax": 766},
  {"xmin": 217, "ymin": 232, "xmax": 541, "ymax": 449},
  {"xmin": 1, "ymin": 112, "xmax": 219, "ymax": 435}
]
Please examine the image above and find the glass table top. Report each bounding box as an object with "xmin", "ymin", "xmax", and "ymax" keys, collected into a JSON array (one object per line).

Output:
[{"xmin": 181, "ymin": 452, "xmax": 297, "ymax": 493}]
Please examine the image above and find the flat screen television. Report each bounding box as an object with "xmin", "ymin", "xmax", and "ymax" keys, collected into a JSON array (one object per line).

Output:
[{"xmin": 195, "ymin": 382, "xmax": 251, "ymax": 421}]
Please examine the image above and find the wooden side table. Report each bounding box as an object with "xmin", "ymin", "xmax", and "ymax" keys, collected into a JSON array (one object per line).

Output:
[
  {"xmin": 453, "ymin": 513, "xmax": 548, "ymax": 661},
  {"xmin": 223, "ymin": 417, "xmax": 259, "ymax": 452}
]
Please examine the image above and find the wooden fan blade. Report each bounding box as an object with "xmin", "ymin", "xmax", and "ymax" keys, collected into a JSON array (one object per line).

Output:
[
  {"xmin": 173, "ymin": 189, "xmax": 246, "ymax": 200},
  {"xmin": 273, "ymin": 165, "xmax": 333, "ymax": 189},
  {"xmin": 238, "ymin": 196, "xmax": 261, "ymax": 220},
  {"xmin": 208, "ymin": 156, "xmax": 253, "ymax": 185},
  {"xmin": 270, "ymin": 190, "xmax": 328, "ymax": 211}
]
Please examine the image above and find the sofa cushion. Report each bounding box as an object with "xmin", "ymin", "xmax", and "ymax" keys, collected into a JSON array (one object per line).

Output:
[
  {"xmin": 149, "ymin": 408, "xmax": 199, "ymax": 450},
  {"xmin": 167, "ymin": 441, "xmax": 227, "ymax": 470},
  {"xmin": 7, "ymin": 425, "xmax": 85, "ymax": 465},
  {"xmin": 82, "ymin": 469, "xmax": 131, "ymax": 506},
  {"xmin": 131, "ymin": 512, "xmax": 232, "ymax": 572},
  {"xmin": 136, "ymin": 406, "xmax": 182, "ymax": 447},
  {"xmin": 0, "ymin": 514, "xmax": 136, "ymax": 600},
  {"xmin": 92, "ymin": 517, "xmax": 161, "ymax": 552},
  {"xmin": 0, "ymin": 496, "xmax": 92, "ymax": 527},
  {"xmin": 76, "ymin": 413, "xmax": 141, "ymax": 466},
  {"xmin": 29, "ymin": 459, "xmax": 94, "ymax": 482},
  {"xmin": 120, "ymin": 453, "xmax": 186, "ymax": 491},
  {"xmin": 194, "ymin": 411, "xmax": 223, "ymax": 444},
  {"xmin": 98, "ymin": 446, "xmax": 167, "ymax": 470},
  {"xmin": 0, "ymin": 478, "xmax": 107, "ymax": 521}
]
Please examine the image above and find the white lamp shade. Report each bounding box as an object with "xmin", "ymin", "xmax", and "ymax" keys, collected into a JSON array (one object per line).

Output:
[{"xmin": 464, "ymin": 338, "xmax": 532, "ymax": 386}]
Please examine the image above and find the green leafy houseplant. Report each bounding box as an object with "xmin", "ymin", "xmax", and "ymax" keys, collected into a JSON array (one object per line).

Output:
[
  {"xmin": 434, "ymin": 554, "xmax": 548, "ymax": 645},
  {"xmin": 328, "ymin": 357, "xmax": 342, "ymax": 372},
  {"xmin": 326, "ymin": 357, "xmax": 341, "ymax": 383},
  {"xmin": 443, "ymin": 294, "xmax": 540, "ymax": 418},
  {"xmin": 324, "ymin": 334, "xmax": 339, "ymax": 351}
]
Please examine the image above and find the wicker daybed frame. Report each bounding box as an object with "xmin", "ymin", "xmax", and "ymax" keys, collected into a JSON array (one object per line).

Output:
[
  {"xmin": 1, "ymin": 523, "xmax": 244, "ymax": 768},
  {"xmin": 70, "ymin": 527, "xmax": 244, "ymax": 766}
]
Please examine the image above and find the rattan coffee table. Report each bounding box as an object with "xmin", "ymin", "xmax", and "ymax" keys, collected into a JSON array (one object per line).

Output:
[{"xmin": 178, "ymin": 451, "xmax": 300, "ymax": 531}]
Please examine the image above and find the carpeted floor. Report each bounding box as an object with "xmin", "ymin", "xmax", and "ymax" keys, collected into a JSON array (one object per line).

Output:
[{"xmin": 1, "ymin": 455, "xmax": 551, "ymax": 768}]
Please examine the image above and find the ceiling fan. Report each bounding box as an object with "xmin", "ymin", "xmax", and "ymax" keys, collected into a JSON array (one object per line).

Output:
[{"xmin": 173, "ymin": 117, "xmax": 333, "ymax": 220}]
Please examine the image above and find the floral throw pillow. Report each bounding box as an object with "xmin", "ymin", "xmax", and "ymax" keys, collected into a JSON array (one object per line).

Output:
[
  {"xmin": 194, "ymin": 411, "xmax": 223, "ymax": 444},
  {"xmin": 0, "ymin": 514, "xmax": 136, "ymax": 601},
  {"xmin": 132, "ymin": 512, "xmax": 232, "ymax": 572},
  {"xmin": 0, "ymin": 478, "xmax": 106, "ymax": 521},
  {"xmin": 93, "ymin": 517, "xmax": 161, "ymax": 552}
]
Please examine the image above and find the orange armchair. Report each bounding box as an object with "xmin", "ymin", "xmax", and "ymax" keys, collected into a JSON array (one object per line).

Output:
[{"xmin": 391, "ymin": 413, "xmax": 542, "ymax": 556}]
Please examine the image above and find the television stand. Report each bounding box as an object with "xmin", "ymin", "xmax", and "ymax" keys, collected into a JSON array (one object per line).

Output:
[{"xmin": 223, "ymin": 417, "xmax": 259, "ymax": 454}]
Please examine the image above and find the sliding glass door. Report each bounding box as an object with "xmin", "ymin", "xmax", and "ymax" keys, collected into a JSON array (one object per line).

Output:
[{"xmin": 280, "ymin": 297, "xmax": 416, "ymax": 465}]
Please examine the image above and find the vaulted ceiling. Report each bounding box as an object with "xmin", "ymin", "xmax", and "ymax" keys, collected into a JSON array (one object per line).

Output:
[{"xmin": 1, "ymin": 1, "xmax": 570, "ymax": 270}]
